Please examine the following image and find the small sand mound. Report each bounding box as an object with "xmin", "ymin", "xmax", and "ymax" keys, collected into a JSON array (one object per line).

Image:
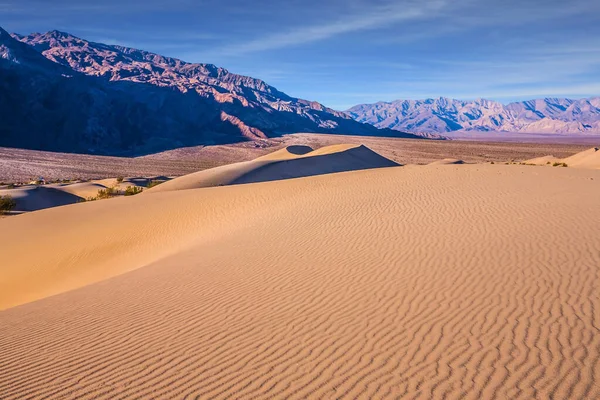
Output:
[
  {"xmin": 523, "ymin": 155, "xmax": 560, "ymax": 165},
  {"xmin": 428, "ymin": 158, "xmax": 465, "ymax": 165},
  {"xmin": 148, "ymin": 144, "xmax": 398, "ymax": 193},
  {"xmin": 525, "ymin": 147, "xmax": 600, "ymax": 169},
  {"xmin": 48, "ymin": 182, "xmax": 108, "ymax": 199},
  {"xmin": 0, "ymin": 186, "xmax": 82, "ymax": 212}
]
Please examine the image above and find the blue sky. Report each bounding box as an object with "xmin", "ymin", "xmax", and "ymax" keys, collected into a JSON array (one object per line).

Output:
[{"xmin": 2, "ymin": 0, "xmax": 599, "ymax": 110}]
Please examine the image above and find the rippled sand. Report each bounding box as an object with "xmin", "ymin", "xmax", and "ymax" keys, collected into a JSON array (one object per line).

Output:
[{"xmin": 1, "ymin": 146, "xmax": 599, "ymax": 399}]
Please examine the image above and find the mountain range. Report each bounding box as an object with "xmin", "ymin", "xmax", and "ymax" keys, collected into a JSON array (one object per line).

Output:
[
  {"xmin": 0, "ymin": 27, "xmax": 420, "ymax": 155},
  {"xmin": 347, "ymin": 97, "xmax": 600, "ymax": 134}
]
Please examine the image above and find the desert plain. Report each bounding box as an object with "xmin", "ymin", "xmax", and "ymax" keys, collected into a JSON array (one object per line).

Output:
[{"xmin": 1, "ymin": 136, "xmax": 599, "ymax": 399}]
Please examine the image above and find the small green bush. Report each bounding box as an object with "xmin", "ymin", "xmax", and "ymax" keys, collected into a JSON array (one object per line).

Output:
[
  {"xmin": 96, "ymin": 186, "xmax": 118, "ymax": 199},
  {"xmin": 124, "ymin": 186, "xmax": 143, "ymax": 196},
  {"xmin": 116, "ymin": 176, "xmax": 124, "ymax": 184},
  {"xmin": 146, "ymin": 180, "xmax": 164, "ymax": 189},
  {"xmin": 0, "ymin": 195, "xmax": 16, "ymax": 214}
]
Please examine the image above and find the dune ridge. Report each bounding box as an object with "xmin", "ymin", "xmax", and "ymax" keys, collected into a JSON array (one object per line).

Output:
[
  {"xmin": 525, "ymin": 146, "xmax": 600, "ymax": 169},
  {"xmin": 0, "ymin": 177, "xmax": 169, "ymax": 213},
  {"xmin": 147, "ymin": 144, "xmax": 398, "ymax": 192},
  {"xmin": 428, "ymin": 158, "xmax": 465, "ymax": 165},
  {"xmin": 0, "ymin": 185, "xmax": 81, "ymax": 212},
  {"xmin": 1, "ymin": 161, "xmax": 599, "ymax": 399}
]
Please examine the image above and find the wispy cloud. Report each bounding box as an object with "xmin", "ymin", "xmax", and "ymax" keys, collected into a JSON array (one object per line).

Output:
[
  {"xmin": 206, "ymin": 0, "xmax": 448, "ymax": 56},
  {"xmin": 0, "ymin": 0, "xmax": 196, "ymax": 14}
]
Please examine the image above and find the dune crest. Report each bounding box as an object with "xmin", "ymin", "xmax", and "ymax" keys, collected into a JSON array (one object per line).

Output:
[
  {"xmin": 428, "ymin": 158, "xmax": 465, "ymax": 165},
  {"xmin": 147, "ymin": 144, "xmax": 398, "ymax": 193},
  {"xmin": 0, "ymin": 185, "xmax": 82, "ymax": 212},
  {"xmin": 525, "ymin": 146, "xmax": 600, "ymax": 169}
]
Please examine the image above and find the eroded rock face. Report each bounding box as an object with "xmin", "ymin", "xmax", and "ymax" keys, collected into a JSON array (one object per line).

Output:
[
  {"xmin": 0, "ymin": 28, "xmax": 420, "ymax": 155},
  {"xmin": 347, "ymin": 97, "xmax": 600, "ymax": 134}
]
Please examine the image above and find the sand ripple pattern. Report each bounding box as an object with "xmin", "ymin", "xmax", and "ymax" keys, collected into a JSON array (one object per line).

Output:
[{"xmin": 1, "ymin": 164, "xmax": 599, "ymax": 399}]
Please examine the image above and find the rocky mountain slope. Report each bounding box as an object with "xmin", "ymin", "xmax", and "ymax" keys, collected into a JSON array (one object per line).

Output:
[
  {"xmin": 347, "ymin": 97, "xmax": 600, "ymax": 134},
  {"xmin": 1, "ymin": 28, "xmax": 420, "ymax": 155}
]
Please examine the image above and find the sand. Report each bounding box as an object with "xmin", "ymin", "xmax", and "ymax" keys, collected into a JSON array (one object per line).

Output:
[
  {"xmin": 562, "ymin": 147, "xmax": 600, "ymax": 169},
  {"xmin": 148, "ymin": 144, "xmax": 397, "ymax": 192},
  {"xmin": 0, "ymin": 185, "xmax": 82, "ymax": 212},
  {"xmin": 428, "ymin": 158, "xmax": 465, "ymax": 165},
  {"xmin": 46, "ymin": 182, "xmax": 109, "ymax": 199},
  {"xmin": 1, "ymin": 147, "xmax": 600, "ymax": 399},
  {"xmin": 1, "ymin": 178, "xmax": 165, "ymax": 213},
  {"xmin": 525, "ymin": 147, "xmax": 600, "ymax": 169}
]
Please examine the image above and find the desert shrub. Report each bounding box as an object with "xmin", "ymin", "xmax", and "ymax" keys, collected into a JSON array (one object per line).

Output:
[
  {"xmin": 116, "ymin": 176, "xmax": 124, "ymax": 183},
  {"xmin": 561, "ymin": 163, "xmax": 568, "ymax": 167},
  {"xmin": 552, "ymin": 162, "xmax": 568, "ymax": 167},
  {"xmin": 0, "ymin": 195, "xmax": 16, "ymax": 214},
  {"xmin": 146, "ymin": 180, "xmax": 164, "ymax": 189},
  {"xmin": 124, "ymin": 186, "xmax": 143, "ymax": 196},
  {"xmin": 490, "ymin": 161, "xmax": 494, "ymax": 164},
  {"xmin": 96, "ymin": 186, "xmax": 118, "ymax": 199}
]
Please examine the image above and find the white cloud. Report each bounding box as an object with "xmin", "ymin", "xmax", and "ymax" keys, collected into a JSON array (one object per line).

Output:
[{"xmin": 208, "ymin": 0, "xmax": 448, "ymax": 56}]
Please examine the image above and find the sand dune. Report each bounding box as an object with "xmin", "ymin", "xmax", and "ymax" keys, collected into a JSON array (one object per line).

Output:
[
  {"xmin": 1, "ymin": 158, "xmax": 599, "ymax": 399},
  {"xmin": 428, "ymin": 158, "xmax": 465, "ymax": 165},
  {"xmin": 523, "ymin": 155, "xmax": 560, "ymax": 165},
  {"xmin": 525, "ymin": 146, "xmax": 600, "ymax": 169},
  {"xmin": 47, "ymin": 181, "xmax": 108, "ymax": 199},
  {"xmin": 562, "ymin": 146, "xmax": 600, "ymax": 168},
  {"xmin": 0, "ymin": 185, "xmax": 82, "ymax": 212},
  {"xmin": 1, "ymin": 178, "xmax": 169, "ymax": 213},
  {"xmin": 148, "ymin": 144, "xmax": 398, "ymax": 192},
  {"xmin": 94, "ymin": 177, "xmax": 170, "ymax": 189}
]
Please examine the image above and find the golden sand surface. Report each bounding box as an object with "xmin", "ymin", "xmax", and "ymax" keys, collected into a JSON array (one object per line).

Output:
[{"xmin": 1, "ymin": 146, "xmax": 599, "ymax": 399}]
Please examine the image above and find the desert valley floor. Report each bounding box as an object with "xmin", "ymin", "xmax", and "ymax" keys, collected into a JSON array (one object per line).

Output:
[{"xmin": 1, "ymin": 138, "xmax": 599, "ymax": 399}]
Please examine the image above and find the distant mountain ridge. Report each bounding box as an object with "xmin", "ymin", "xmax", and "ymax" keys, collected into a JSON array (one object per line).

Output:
[
  {"xmin": 347, "ymin": 97, "xmax": 600, "ymax": 134},
  {"xmin": 1, "ymin": 28, "xmax": 420, "ymax": 155}
]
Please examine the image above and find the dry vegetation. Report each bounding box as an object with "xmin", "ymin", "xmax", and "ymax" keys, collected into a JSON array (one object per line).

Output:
[{"xmin": 0, "ymin": 194, "xmax": 15, "ymax": 214}]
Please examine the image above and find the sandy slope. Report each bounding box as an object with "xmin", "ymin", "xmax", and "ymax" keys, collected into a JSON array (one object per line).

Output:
[
  {"xmin": 526, "ymin": 147, "xmax": 600, "ymax": 169},
  {"xmin": 1, "ymin": 161, "xmax": 600, "ymax": 399},
  {"xmin": 1, "ymin": 178, "xmax": 166, "ymax": 213},
  {"xmin": 148, "ymin": 144, "xmax": 397, "ymax": 192},
  {"xmin": 562, "ymin": 147, "xmax": 600, "ymax": 168},
  {"xmin": 47, "ymin": 182, "xmax": 109, "ymax": 199},
  {"xmin": 0, "ymin": 185, "xmax": 82, "ymax": 212}
]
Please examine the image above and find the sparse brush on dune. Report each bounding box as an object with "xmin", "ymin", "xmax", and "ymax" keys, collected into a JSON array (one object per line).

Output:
[
  {"xmin": 87, "ymin": 186, "xmax": 119, "ymax": 201},
  {"xmin": 146, "ymin": 180, "xmax": 164, "ymax": 189},
  {"xmin": 124, "ymin": 186, "xmax": 143, "ymax": 196},
  {"xmin": 0, "ymin": 195, "xmax": 16, "ymax": 214}
]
